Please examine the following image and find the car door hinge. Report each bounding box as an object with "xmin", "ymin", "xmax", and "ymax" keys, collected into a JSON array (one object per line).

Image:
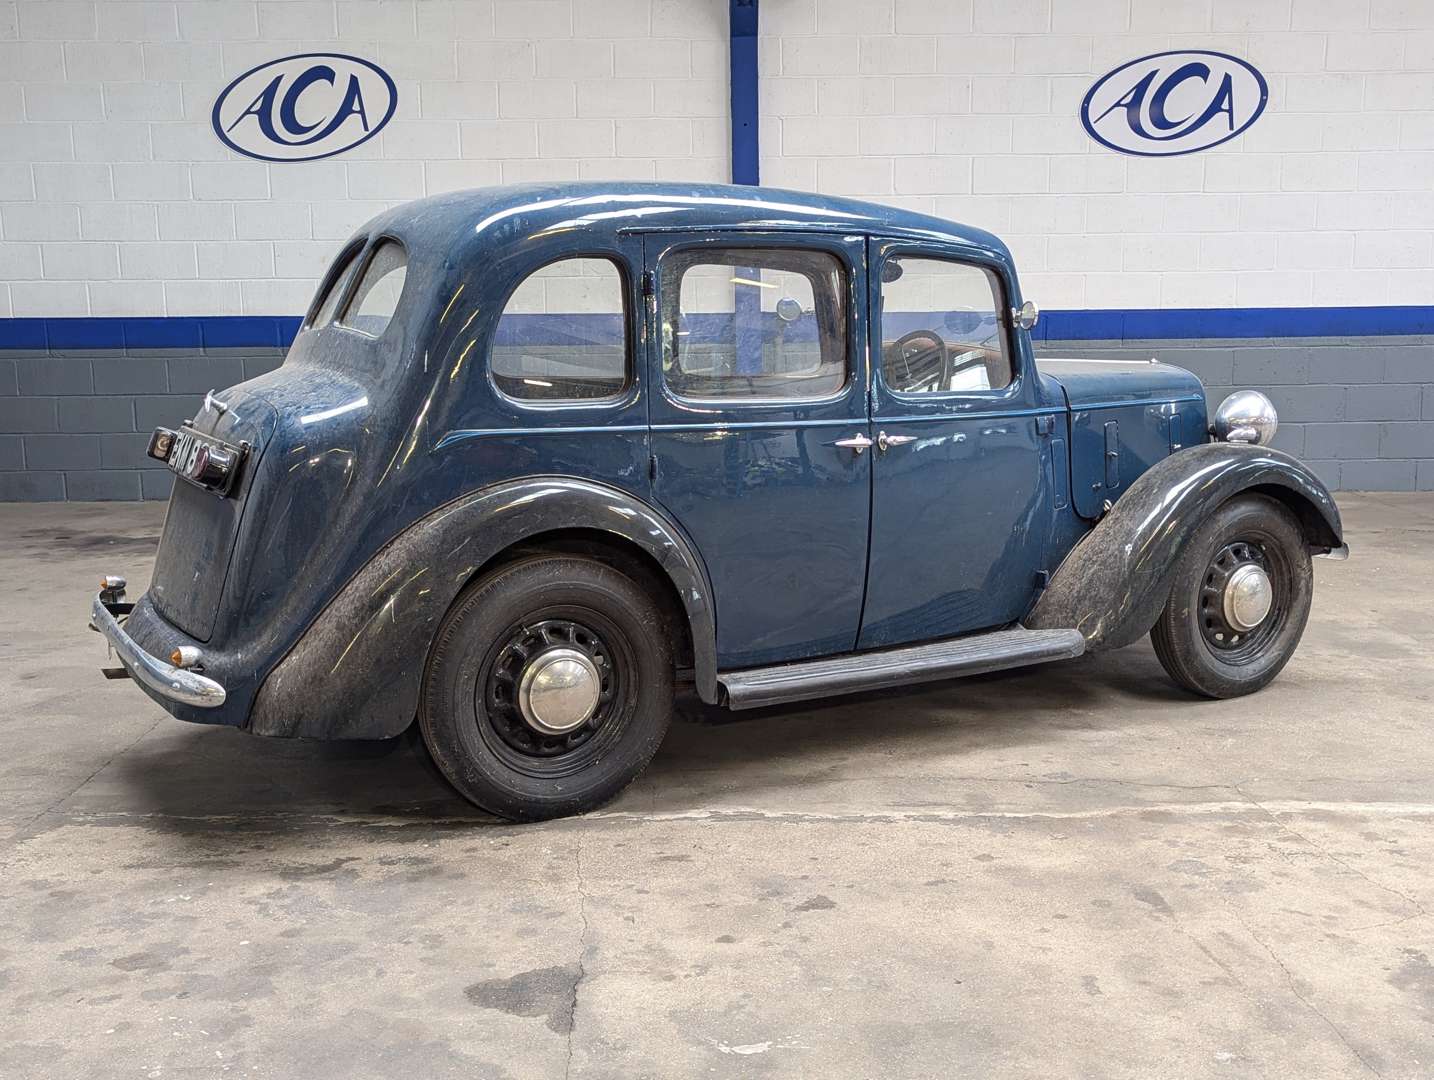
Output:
[
  {"xmin": 1035, "ymin": 413, "xmax": 1055, "ymax": 436},
  {"xmin": 648, "ymin": 453, "xmax": 658, "ymax": 482},
  {"xmin": 641, "ymin": 270, "xmax": 655, "ymax": 298}
]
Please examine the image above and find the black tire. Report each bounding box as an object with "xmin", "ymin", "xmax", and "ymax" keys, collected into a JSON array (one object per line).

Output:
[
  {"xmin": 419, "ymin": 556, "xmax": 674, "ymax": 821},
  {"xmin": 1150, "ymin": 494, "xmax": 1313, "ymax": 699}
]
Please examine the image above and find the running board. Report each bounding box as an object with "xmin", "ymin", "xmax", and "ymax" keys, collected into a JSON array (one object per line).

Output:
[{"xmin": 718, "ymin": 627, "xmax": 1087, "ymax": 711}]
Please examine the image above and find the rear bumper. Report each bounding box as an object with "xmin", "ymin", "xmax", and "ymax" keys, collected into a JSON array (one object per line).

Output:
[{"xmin": 90, "ymin": 590, "xmax": 227, "ymax": 708}]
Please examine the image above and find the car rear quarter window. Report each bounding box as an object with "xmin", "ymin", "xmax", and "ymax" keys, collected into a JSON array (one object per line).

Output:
[
  {"xmin": 661, "ymin": 247, "xmax": 847, "ymax": 401},
  {"xmin": 491, "ymin": 257, "xmax": 629, "ymax": 402},
  {"xmin": 339, "ymin": 240, "xmax": 407, "ymax": 338}
]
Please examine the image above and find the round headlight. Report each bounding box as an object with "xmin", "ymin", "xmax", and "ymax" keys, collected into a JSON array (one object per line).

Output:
[{"xmin": 1213, "ymin": 390, "xmax": 1278, "ymax": 446}]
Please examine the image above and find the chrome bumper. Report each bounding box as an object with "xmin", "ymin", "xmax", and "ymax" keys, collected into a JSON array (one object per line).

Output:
[{"xmin": 90, "ymin": 591, "xmax": 226, "ymax": 708}]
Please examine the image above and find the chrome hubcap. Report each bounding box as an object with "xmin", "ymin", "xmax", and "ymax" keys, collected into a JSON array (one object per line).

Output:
[
  {"xmin": 1223, "ymin": 563, "xmax": 1273, "ymax": 632},
  {"xmin": 517, "ymin": 647, "xmax": 601, "ymax": 735}
]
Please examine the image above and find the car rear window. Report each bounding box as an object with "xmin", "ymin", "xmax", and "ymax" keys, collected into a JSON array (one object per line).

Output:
[
  {"xmin": 308, "ymin": 244, "xmax": 361, "ymax": 328},
  {"xmin": 339, "ymin": 241, "xmax": 407, "ymax": 338}
]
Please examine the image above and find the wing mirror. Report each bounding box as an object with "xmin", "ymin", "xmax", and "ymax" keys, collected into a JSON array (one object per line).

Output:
[
  {"xmin": 1012, "ymin": 299, "xmax": 1039, "ymax": 331},
  {"xmin": 775, "ymin": 296, "xmax": 802, "ymax": 323}
]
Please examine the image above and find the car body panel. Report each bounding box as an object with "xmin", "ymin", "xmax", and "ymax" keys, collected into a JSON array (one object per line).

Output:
[
  {"xmin": 246, "ymin": 475, "xmax": 718, "ymax": 739},
  {"xmin": 1026, "ymin": 442, "xmax": 1344, "ymax": 651},
  {"xmin": 644, "ymin": 230, "xmax": 872, "ymax": 667},
  {"xmin": 860, "ymin": 236, "xmax": 1058, "ymax": 648},
  {"xmin": 1039, "ymin": 358, "xmax": 1207, "ymax": 519}
]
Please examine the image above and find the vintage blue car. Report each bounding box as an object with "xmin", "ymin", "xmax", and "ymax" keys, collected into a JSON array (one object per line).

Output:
[{"xmin": 91, "ymin": 182, "xmax": 1346, "ymax": 821}]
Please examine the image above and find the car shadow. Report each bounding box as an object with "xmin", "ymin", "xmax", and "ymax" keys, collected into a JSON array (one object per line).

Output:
[{"xmin": 100, "ymin": 643, "xmax": 1191, "ymax": 842}]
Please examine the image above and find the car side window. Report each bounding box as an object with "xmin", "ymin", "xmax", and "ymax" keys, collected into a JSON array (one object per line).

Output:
[
  {"xmin": 339, "ymin": 240, "xmax": 407, "ymax": 338},
  {"xmin": 880, "ymin": 257, "xmax": 1011, "ymax": 394},
  {"xmin": 491, "ymin": 257, "xmax": 629, "ymax": 402},
  {"xmin": 661, "ymin": 247, "xmax": 847, "ymax": 401}
]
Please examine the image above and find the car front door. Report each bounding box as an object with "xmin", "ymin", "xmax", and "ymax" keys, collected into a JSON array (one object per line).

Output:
[
  {"xmin": 858, "ymin": 237, "xmax": 1053, "ymax": 650},
  {"xmin": 644, "ymin": 231, "xmax": 871, "ymax": 668}
]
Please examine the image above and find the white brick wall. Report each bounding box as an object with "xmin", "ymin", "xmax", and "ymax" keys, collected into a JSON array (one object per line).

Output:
[
  {"xmin": 763, "ymin": 0, "xmax": 1434, "ymax": 310},
  {"xmin": 0, "ymin": 0, "xmax": 727, "ymax": 317},
  {"xmin": 1, "ymin": 0, "xmax": 1432, "ymax": 318}
]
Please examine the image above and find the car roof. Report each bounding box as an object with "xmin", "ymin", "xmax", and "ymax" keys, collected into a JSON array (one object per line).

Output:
[{"xmin": 366, "ymin": 181, "xmax": 1011, "ymax": 265}]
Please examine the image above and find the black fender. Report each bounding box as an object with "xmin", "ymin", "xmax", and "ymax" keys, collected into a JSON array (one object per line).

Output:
[
  {"xmin": 249, "ymin": 476, "xmax": 718, "ymax": 739},
  {"xmin": 1026, "ymin": 443, "xmax": 1344, "ymax": 652}
]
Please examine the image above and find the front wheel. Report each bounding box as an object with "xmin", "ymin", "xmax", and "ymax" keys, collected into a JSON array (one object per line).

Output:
[
  {"xmin": 1150, "ymin": 494, "xmax": 1313, "ymax": 699},
  {"xmin": 420, "ymin": 555, "xmax": 674, "ymax": 821}
]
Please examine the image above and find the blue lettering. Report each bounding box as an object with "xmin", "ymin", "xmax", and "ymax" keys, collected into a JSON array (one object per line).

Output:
[
  {"xmin": 1148, "ymin": 61, "xmax": 1209, "ymax": 131},
  {"xmin": 1092, "ymin": 70, "xmax": 1158, "ymax": 140},
  {"xmin": 1094, "ymin": 62, "xmax": 1240, "ymax": 143},
  {"xmin": 226, "ymin": 64, "xmax": 369, "ymax": 148},
  {"xmin": 225, "ymin": 73, "xmax": 284, "ymax": 142},
  {"xmin": 278, "ymin": 65, "xmax": 336, "ymax": 137}
]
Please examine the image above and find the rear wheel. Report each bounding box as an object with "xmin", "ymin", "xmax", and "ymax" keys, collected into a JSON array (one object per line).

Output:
[
  {"xmin": 420, "ymin": 556, "xmax": 673, "ymax": 821},
  {"xmin": 1150, "ymin": 494, "xmax": 1313, "ymax": 699}
]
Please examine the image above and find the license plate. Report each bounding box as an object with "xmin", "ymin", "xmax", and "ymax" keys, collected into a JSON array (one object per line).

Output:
[{"xmin": 149, "ymin": 425, "xmax": 246, "ymax": 496}]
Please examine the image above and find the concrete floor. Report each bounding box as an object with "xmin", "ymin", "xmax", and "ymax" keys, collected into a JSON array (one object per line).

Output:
[{"xmin": 1, "ymin": 496, "xmax": 1431, "ymax": 1079}]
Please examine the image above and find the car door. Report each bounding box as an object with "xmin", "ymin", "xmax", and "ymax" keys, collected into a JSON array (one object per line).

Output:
[
  {"xmin": 858, "ymin": 237, "xmax": 1052, "ymax": 650},
  {"xmin": 644, "ymin": 231, "xmax": 871, "ymax": 668}
]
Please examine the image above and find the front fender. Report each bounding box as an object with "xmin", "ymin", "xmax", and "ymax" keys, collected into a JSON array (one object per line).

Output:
[
  {"xmin": 1026, "ymin": 443, "xmax": 1343, "ymax": 652},
  {"xmin": 249, "ymin": 476, "xmax": 717, "ymax": 739}
]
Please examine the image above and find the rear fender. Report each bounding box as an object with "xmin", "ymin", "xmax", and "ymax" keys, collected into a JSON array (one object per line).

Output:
[
  {"xmin": 1026, "ymin": 443, "xmax": 1343, "ymax": 652},
  {"xmin": 249, "ymin": 476, "xmax": 717, "ymax": 739}
]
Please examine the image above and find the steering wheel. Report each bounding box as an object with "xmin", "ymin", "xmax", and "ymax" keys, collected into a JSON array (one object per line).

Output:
[{"xmin": 889, "ymin": 329, "xmax": 950, "ymax": 392}]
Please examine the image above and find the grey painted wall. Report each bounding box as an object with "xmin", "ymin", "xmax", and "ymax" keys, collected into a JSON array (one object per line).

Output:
[
  {"xmin": 0, "ymin": 334, "xmax": 1429, "ymax": 500},
  {"xmin": 1038, "ymin": 335, "xmax": 1434, "ymax": 494},
  {"xmin": 0, "ymin": 348, "xmax": 286, "ymax": 502}
]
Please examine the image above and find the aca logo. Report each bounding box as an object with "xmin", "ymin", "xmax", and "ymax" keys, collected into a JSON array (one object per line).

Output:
[
  {"xmin": 1081, "ymin": 50, "xmax": 1268, "ymax": 157},
  {"xmin": 212, "ymin": 53, "xmax": 397, "ymax": 162}
]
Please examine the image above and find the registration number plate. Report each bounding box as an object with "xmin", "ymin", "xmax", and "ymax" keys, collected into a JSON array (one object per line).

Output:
[{"xmin": 148, "ymin": 425, "xmax": 246, "ymax": 496}]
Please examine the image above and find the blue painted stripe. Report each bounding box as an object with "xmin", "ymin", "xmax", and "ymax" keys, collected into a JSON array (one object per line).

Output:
[
  {"xmin": 1030, "ymin": 305, "xmax": 1434, "ymax": 341},
  {"xmin": 0, "ymin": 315, "xmax": 303, "ymax": 351},
  {"xmin": 1, "ymin": 306, "xmax": 1432, "ymax": 351},
  {"xmin": 729, "ymin": 0, "xmax": 759, "ymax": 186}
]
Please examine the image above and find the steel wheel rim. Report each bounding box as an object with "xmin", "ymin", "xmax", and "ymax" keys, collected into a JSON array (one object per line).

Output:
[
  {"xmin": 474, "ymin": 610, "xmax": 632, "ymax": 778},
  {"xmin": 1196, "ymin": 533, "xmax": 1292, "ymax": 664}
]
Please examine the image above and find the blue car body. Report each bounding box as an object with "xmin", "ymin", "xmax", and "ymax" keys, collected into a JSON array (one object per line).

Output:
[{"xmin": 102, "ymin": 182, "xmax": 1343, "ymax": 737}]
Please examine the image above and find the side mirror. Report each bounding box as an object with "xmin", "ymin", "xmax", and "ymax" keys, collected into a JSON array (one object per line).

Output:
[
  {"xmin": 1012, "ymin": 299, "xmax": 1039, "ymax": 331},
  {"xmin": 774, "ymin": 296, "xmax": 802, "ymax": 323}
]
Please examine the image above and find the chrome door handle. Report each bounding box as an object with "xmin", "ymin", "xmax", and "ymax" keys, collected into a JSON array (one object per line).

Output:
[
  {"xmin": 877, "ymin": 431, "xmax": 916, "ymax": 452},
  {"xmin": 833, "ymin": 433, "xmax": 874, "ymax": 454}
]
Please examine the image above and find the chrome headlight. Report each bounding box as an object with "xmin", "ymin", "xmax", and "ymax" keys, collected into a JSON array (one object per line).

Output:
[{"xmin": 1213, "ymin": 390, "xmax": 1278, "ymax": 446}]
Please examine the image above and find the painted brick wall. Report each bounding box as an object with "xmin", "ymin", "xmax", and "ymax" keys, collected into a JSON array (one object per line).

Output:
[
  {"xmin": 0, "ymin": 345, "xmax": 285, "ymax": 500},
  {"xmin": 1, "ymin": 0, "xmax": 1433, "ymax": 497},
  {"xmin": 759, "ymin": 0, "xmax": 1434, "ymax": 312},
  {"xmin": 0, "ymin": 0, "xmax": 730, "ymax": 320}
]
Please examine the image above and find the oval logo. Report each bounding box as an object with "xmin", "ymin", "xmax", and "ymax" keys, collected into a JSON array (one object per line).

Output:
[
  {"xmin": 1081, "ymin": 50, "xmax": 1267, "ymax": 157},
  {"xmin": 211, "ymin": 53, "xmax": 397, "ymax": 163}
]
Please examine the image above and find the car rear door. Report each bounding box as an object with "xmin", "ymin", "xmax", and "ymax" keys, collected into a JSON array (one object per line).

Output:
[
  {"xmin": 643, "ymin": 231, "xmax": 872, "ymax": 669},
  {"xmin": 858, "ymin": 236, "xmax": 1053, "ymax": 650}
]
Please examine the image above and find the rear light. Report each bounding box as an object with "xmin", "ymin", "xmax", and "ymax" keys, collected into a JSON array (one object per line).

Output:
[{"xmin": 147, "ymin": 428, "xmax": 175, "ymax": 462}]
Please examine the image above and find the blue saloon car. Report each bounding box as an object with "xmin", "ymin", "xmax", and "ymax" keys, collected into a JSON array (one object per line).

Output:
[{"xmin": 91, "ymin": 182, "xmax": 1346, "ymax": 821}]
